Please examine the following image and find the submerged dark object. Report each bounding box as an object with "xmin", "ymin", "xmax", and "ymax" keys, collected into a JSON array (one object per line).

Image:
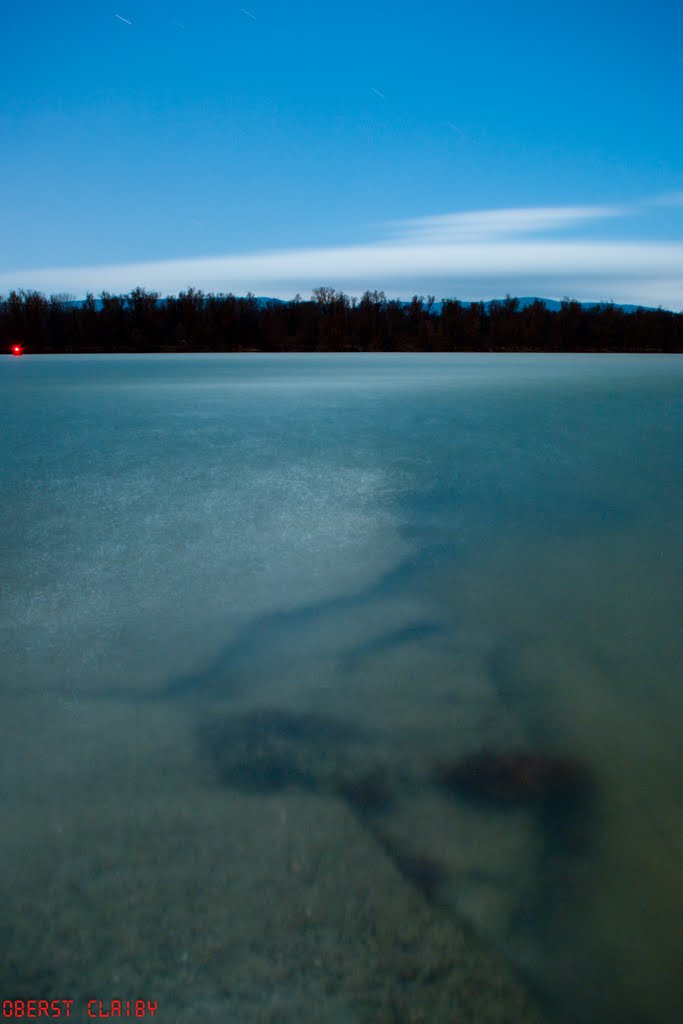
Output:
[
  {"xmin": 390, "ymin": 850, "xmax": 450, "ymax": 902},
  {"xmin": 336, "ymin": 771, "xmax": 394, "ymax": 814},
  {"xmin": 437, "ymin": 751, "xmax": 592, "ymax": 805},
  {"xmin": 199, "ymin": 708, "xmax": 360, "ymax": 792}
]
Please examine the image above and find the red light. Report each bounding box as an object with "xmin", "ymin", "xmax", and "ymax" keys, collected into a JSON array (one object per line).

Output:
[{"xmin": 11, "ymin": 344, "xmax": 23, "ymax": 356}]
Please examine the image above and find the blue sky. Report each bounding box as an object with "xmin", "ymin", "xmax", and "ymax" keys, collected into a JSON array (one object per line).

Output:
[{"xmin": 2, "ymin": 1, "xmax": 682, "ymax": 307}]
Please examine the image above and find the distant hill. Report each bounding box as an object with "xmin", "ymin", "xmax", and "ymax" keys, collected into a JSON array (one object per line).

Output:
[
  {"xmin": 410, "ymin": 297, "xmax": 659, "ymax": 314},
  {"xmin": 488, "ymin": 297, "xmax": 657, "ymax": 313},
  {"xmin": 61, "ymin": 295, "xmax": 659, "ymax": 313},
  {"xmin": 61, "ymin": 295, "xmax": 287, "ymax": 311},
  {"xmin": 250, "ymin": 295, "xmax": 660, "ymax": 314}
]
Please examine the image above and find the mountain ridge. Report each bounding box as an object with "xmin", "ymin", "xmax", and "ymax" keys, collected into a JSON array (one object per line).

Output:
[{"xmin": 57, "ymin": 295, "xmax": 661, "ymax": 313}]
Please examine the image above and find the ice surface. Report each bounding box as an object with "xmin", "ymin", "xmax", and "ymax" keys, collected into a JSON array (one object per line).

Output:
[{"xmin": 1, "ymin": 353, "xmax": 681, "ymax": 1023}]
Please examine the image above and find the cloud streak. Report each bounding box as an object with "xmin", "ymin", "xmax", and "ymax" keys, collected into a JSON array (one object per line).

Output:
[
  {"xmin": 2, "ymin": 199, "xmax": 681, "ymax": 309},
  {"xmin": 388, "ymin": 204, "xmax": 627, "ymax": 243}
]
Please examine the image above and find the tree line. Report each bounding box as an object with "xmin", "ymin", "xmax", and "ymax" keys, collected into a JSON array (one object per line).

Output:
[{"xmin": 2, "ymin": 287, "xmax": 681, "ymax": 353}]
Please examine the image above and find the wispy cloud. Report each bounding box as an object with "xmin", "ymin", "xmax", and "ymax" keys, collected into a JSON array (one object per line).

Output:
[
  {"xmin": 1, "ymin": 196, "xmax": 681, "ymax": 309},
  {"xmin": 388, "ymin": 204, "xmax": 627, "ymax": 243}
]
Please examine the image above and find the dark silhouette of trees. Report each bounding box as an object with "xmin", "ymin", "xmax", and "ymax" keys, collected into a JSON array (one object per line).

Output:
[{"xmin": 1, "ymin": 288, "xmax": 680, "ymax": 354}]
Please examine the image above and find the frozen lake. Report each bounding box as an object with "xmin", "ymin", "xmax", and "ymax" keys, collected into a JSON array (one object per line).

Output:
[{"xmin": 1, "ymin": 353, "xmax": 681, "ymax": 1023}]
